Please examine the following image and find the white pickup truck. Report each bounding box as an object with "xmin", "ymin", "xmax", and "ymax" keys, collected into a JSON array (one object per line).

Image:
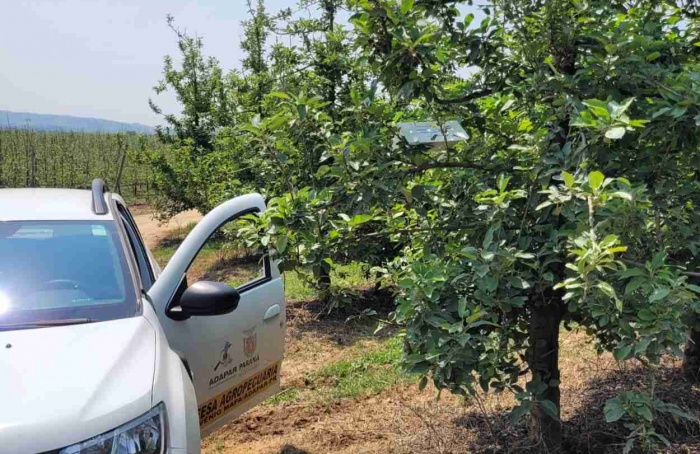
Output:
[{"xmin": 0, "ymin": 180, "xmax": 286, "ymax": 453}]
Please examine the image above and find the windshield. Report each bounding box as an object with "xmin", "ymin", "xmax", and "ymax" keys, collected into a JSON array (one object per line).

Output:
[{"xmin": 0, "ymin": 220, "xmax": 137, "ymax": 328}]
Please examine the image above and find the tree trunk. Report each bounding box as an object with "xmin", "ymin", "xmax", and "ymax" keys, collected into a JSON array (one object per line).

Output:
[
  {"xmin": 316, "ymin": 265, "xmax": 332, "ymax": 304},
  {"xmin": 527, "ymin": 300, "xmax": 563, "ymax": 451},
  {"xmin": 683, "ymin": 274, "xmax": 700, "ymax": 380},
  {"xmin": 684, "ymin": 328, "xmax": 700, "ymax": 381}
]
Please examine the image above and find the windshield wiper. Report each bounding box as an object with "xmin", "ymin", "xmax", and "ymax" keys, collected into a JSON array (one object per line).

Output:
[{"xmin": 0, "ymin": 318, "xmax": 92, "ymax": 331}]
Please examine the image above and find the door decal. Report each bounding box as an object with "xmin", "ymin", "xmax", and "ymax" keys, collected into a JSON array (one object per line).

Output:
[
  {"xmin": 198, "ymin": 361, "xmax": 280, "ymax": 428},
  {"xmin": 214, "ymin": 341, "xmax": 233, "ymax": 371},
  {"xmin": 208, "ymin": 326, "xmax": 262, "ymax": 389}
]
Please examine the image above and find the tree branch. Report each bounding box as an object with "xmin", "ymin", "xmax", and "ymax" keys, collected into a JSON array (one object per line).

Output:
[
  {"xmin": 405, "ymin": 161, "xmax": 485, "ymax": 174},
  {"xmin": 354, "ymin": 225, "xmax": 475, "ymax": 239},
  {"xmin": 434, "ymin": 88, "xmax": 493, "ymax": 105},
  {"xmin": 621, "ymin": 259, "xmax": 700, "ymax": 278}
]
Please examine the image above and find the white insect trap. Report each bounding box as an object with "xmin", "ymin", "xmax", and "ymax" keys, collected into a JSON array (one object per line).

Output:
[{"xmin": 398, "ymin": 120, "xmax": 469, "ymax": 150}]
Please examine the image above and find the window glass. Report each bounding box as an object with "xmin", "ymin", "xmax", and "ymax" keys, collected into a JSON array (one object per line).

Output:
[
  {"xmin": 185, "ymin": 219, "xmax": 267, "ymax": 290},
  {"xmin": 0, "ymin": 220, "xmax": 137, "ymax": 328},
  {"xmin": 117, "ymin": 205, "xmax": 154, "ymax": 288}
]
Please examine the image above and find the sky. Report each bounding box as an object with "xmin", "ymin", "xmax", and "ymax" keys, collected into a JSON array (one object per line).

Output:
[
  {"xmin": 0, "ymin": 0, "xmax": 296, "ymax": 126},
  {"xmin": 0, "ymin": 1, "xmax": 484, "ymax": 127}
]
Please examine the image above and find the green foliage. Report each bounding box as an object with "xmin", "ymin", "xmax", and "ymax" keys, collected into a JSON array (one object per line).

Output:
[
  {"xmin": 0, "ymin": 129, "xmax": 158, "ymax": 202},
  {"xmin": 605, "ymin": 391, "xmax": 697, "ymax": 453},
  {"xmin": 151, "ymin": 0, "xmax": 700, "ymax": 449}
]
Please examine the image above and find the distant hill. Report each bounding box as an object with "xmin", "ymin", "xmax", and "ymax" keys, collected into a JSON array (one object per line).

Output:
[{"xmin": 0, "ymin": 110, "xmax": 155, "ymax": 134}]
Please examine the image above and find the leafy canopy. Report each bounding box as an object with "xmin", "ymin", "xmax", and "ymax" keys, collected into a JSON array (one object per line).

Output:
[{"xmin": 151, "ymin": 0, "xmax": 700, "ymax": 450}]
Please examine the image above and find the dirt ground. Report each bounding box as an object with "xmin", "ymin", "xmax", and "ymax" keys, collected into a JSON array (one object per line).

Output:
[
  {"xmin": 132, "ymin": 207, "xmax": 201, "ymax": 248},
  {"xmin": 135, "ymin": 214, "xmax": 700, "ymax": 454}
]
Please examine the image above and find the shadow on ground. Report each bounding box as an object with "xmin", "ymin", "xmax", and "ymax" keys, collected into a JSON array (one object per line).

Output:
[
  {"xmin": 279, "ymin": 444, "xmax": 311, "ymax": 454},
  {"xmin": 286, "ymin": 286, "xmax": 397, "ymax": 348},
  {"xmin": 449, "ymin": 364, "xmax": 700, "ymax": 454}
]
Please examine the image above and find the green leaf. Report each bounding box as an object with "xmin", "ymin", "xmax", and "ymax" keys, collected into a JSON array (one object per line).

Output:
[
  {"xmin": 536, "ymin": 201, "xmax": 553, "ymax": 211},
  {"xmin": 616, "ymin": 98, "xmax": 635, "ymax": 116},
  {"xmin": 276, "ymin": 235, "xmax": 288, "ymax": 254},
  {"xmin": 464, "ymin": 13, "xmax": 474, "ymax": 27},
  {"xmin": 296, "ymin": 104, "xmax": 307, "ymax": 119},
  {"xmin": 605, "ymin": 127, "xmax": 626, "ymax": 140},
  {"xmin": 481, "ymin": 276, "xmax": 498, "ymax": 292},
  {"xmin": 497, "ymin": 174, "xmax": 510, "ymax": 192},
  {"xmin": 457, "ymin": 298, "xmax": 467, "ymax": 318},
  {"xmin": 269, "ymin": 91, "xmax": 291, "ymax": 100},
  {"xmin": 500, "ymin": 99, "xmax": 515, "ymax": 113},
  {"xmin": 239, "ymin": 124, "xmax": 262, "ymax": 135},
  {"xmin": 411, "ymin": 185, "xmax": 425, "ymax": 199},
  {"xmin": 482, "ymin": 226, "xmax": 495, "ymax": 249},
  {"xmin": 652, "ymin": 252, "xmax": 667, "ymax": 268},
  {"xmin": 649, "ymin": 287, "xmax": 670, "ymax": 302},
  {"xmin": 418, "ymin": 375, "xmax": 428, "ymax": 391},
  {"xmin": 398, "ymin": 279, "xmax": 414, "ymax": 289},
  {"xmin": 671, "ymin": 106, "xmax": 687, "ymax": 118},
  {"xmin": 615, "ymin": 298, "xmax": 623, "ymax": 312},
  {"xmin": 540, "ymin": 400, "xmax": 559, "ymax": 419},
  {"xmin": 508, "ymin": 276, "xmax": 531, "ymax": 289},
  {"xmin": 509, "ymin": 401, "xmax": 533, "ymax": 422},
  {"xmin": 611, "ymin": 191, "xmax": 633, "ymax": 201},
  {"xmin": 614, "ymin": 344, "xmax": 633, "ymax": 361},
  {"xmin": 562, "ymin": 171, "xmax": 575, "ymax": 187},
  {"xmin": 588, "ymin": 171, "xmax": 605, "ymax": 190},
  {"xmin": 625, "ymin": 277, "xmax": 646, "ymax": 295},
  {"xmin": 583, "ymin": 99, "xmax": 611, "ymax": 120},
  {"xmin": 638, "ymin": 405, "xmax": 653, "ymax": 422},
  {"xmin": 645, "ymin": 51, "xmax": 661, "ymax": 62},
  {"xmin": 604, "ymin": 399, "xmax": 626, "ymax": 422},
  {"xmin": 413, "ymin": 32, "xmax": 434, "ymax": 45},
  {"xmin": 400, "ymin": 0, "xmax": 415, "ymax": 14},
  {"xmin": 652, "ymin": 107, "xmax": 671, "ymax": 118},
  {"xmin": 518, "ymin": 118, "xmax": 532, "ymax": 132},
  {"xmin": 637, "ymin": 309, "xmax": 655, "ymax": 321},
  {"xmin": 349, "ymin": 214, "xmax": 373, "ymax": 226},
  {"xmin": 596, "ymin": 281, "xmax": 616, "ymax": 299}
]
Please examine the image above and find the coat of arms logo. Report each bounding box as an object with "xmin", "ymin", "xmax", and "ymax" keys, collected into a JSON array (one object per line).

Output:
[{"xmin": 243, "ymin": 327, "xmax": 257, "ymax": 358}]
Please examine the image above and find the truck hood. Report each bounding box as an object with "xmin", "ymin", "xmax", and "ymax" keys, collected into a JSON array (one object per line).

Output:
[{"xmin": 0, "ymin": 316, "xmax": 156, "ymax": 453}]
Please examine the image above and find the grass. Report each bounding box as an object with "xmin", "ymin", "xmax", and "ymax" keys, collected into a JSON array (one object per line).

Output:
[
  {"xmin": 283, "ymin": 262, "xmax": 373, "ymax": 301},
  {"xmin": 312, "ymin": 335, "xmax": 406, "ymax": 402},
  {"xmin": 149, "ymin": 221, "xmax": 198, "ymax": 265},
  {"xmin": 264, "ymin": 336, "xmax": 409, "ymax": 407},
  {"xmin": 264, "ymin": 387, "xmax": 301, "ymax": 406},
  {"xmin": 151, "ymin": 244, "xmax": 178, "ymax": 267}
]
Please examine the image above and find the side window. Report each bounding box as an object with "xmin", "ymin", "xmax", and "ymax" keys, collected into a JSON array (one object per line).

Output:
[
  {"xmin": 186, "ymin": 217, "xmax": 268, "ymax": 292},
  {"xmin": 117, "ymin": 204, "xmax": 154, "ymax": 290}
]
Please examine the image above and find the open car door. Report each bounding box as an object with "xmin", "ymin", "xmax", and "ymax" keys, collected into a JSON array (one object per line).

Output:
[{"xmin": 147, "ymin": 194, "xmax": 285, "ymax": 436}]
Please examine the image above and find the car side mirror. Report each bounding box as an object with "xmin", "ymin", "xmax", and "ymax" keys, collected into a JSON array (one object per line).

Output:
[{"xmin": 176, "ymin": 281, "xmax": 240, "ymax": 318}]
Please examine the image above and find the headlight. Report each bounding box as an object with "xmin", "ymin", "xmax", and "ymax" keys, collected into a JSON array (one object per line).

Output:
[{"xmin": 59, "ymin": 403, "xmax": 166, "ymax": 454}]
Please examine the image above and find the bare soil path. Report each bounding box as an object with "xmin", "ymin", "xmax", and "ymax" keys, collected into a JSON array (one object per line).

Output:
[{"xmin": 133, "ymin": 209, "xmax": 202, "ymax": 249}]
